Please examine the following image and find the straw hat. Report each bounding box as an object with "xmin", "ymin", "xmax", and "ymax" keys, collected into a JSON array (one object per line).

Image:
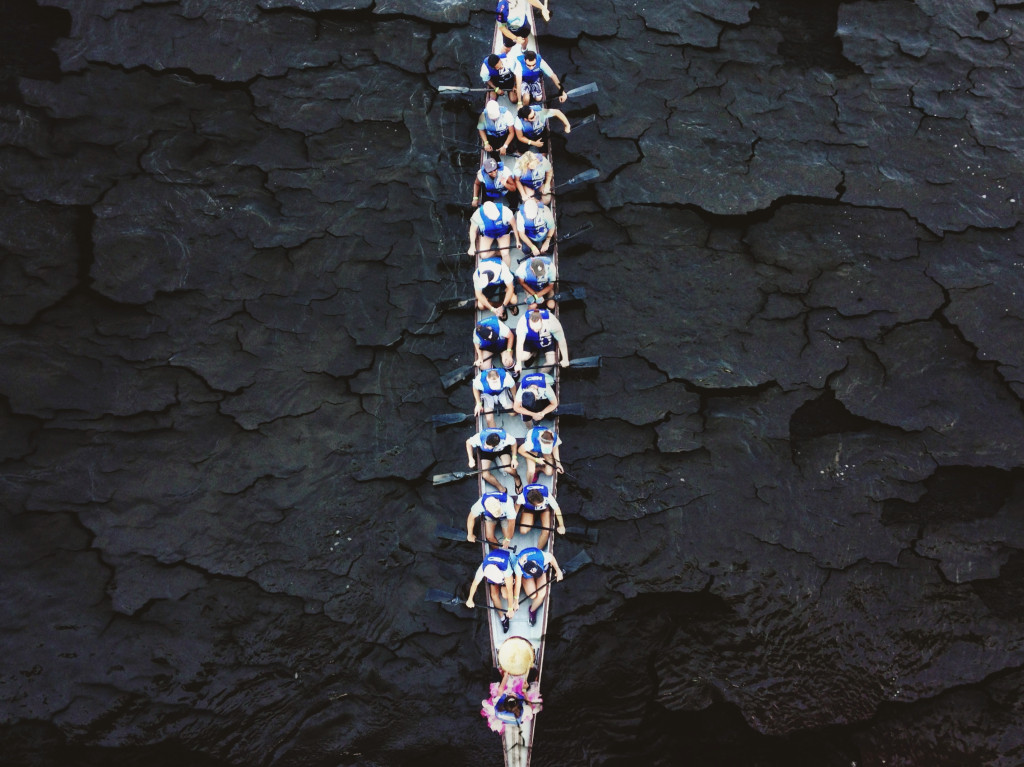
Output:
[{"xmin": 498, "ymin": 636, "xmax": 536, "ymax": 676}]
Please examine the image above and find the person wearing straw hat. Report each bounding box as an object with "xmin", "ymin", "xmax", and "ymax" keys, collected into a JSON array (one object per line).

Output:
[
  {"xmin": 482, "ymin": 637, "xmax": 543, "ymax": 733},
  {"xmin": 514, "ymin": 307, "xmax": 569, "ymax": 374},
  {"xmin": 468, "ymin": 200, "xmax": 517, "ymax": 263},
  {"xmin": 473, "ymin": 316, "xmax": 515, "ymax": 370},
  {"xmin": 467, "ymin": 547, "xmax": 520, "ymax": 632},
  {"xmin": 515, "ymin": 482, "xmax": 565, "ymax": 549},
  {"xmin": 467, "ymin": 490, "xmax": 518, "ymax": 547},
  {"xmin": 514, "ymin": 546, "xmax": 564, "ymax": 626},
  {"xmin": 473, "ymin": 367, "xmax": 517, "ymax": 428},
  {"xmin": 517, "ymin": 425, "xmax": 562, "ymax": 484}
]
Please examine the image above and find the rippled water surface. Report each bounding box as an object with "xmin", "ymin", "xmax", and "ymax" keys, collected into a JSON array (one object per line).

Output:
[{"xmin": 2, "ymin": 1, "xmax": 1024, "ymax": 766}]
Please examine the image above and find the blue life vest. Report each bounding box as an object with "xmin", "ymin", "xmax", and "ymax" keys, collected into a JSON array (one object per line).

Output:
[
  {"xmin": 478, "ymin": 427, "xmax": 510, "ymax": 453},
  {"xmin": 517, "ymin": 55, "xmax": 544, "ymax": 83},
  {"xmin": 520, "ymin": 258, "xmax": 552, "ymax": 288},
  {"xmin": 484, "ymin": 54, "xmax": 517, "ymax": 89},
  {"xmin": 475, "ymin": 316, "xmax": 506, "ymax": 352},
  {"xmin": 479, "ymin": 205, "xmax": 511, "ymax": 238},
  {"xmin": 480, "ymin": 491, "xmax": 510, "ymax": 519},
  {"xmin": 482, "ymin": 547, "xmax": 512, "ymax": 581},
  {"xmin": 477, "ymin": 257, "xmax": 505, "ymax": 287},
  {"xmin": 519, "ymin": 107, "xmax": 545, "ymax": 139},
  {"xmin": 519, "ymin": 165, "xmax": 544, "ymax": 190},
  {"xmin": 478, "ymin": 165, "xmax": 507, "ymax": 199},
  {"xmin": 523, "ymin": 309, "xmax": 554, "ymax": 351},
  {"xmin": 495, "ymin": 0, "xmax": 509, "ymax": 23},
  {"xmin": 494, "ymin": 694, "xmax": 525, "ymax": 724},
  {"xmin": 525, "ymin": 427, "xmax": 557, "ymax": 454},
  {"xmin": 483, "ymin": 109, "xmax": 511, "ymax": 138},
  {"xmin": 519, "ymin": 372, "xmax": 551, "ymax": 391},
  {"xmin": 517, "ymin": 547, "xmax": 547, "ymax": 578},
  {"xmin": 521, "ymin": 482, "xmax": 550, "ymax": 510},
  {"xmin": 521, "ymin": 211, "xmax": 549, "ymax": 243},
  {"xmin": 479, "ymin": 368, "xmax": 512, "ymax": 394}
]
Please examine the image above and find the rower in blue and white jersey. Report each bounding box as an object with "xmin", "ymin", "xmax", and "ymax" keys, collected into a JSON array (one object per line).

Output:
[
  {"xmin": 466, "ymin": 426, "xmax": 520, "ymax": 493},
  {"xmin": 513, "ymin": 546, "xmax": 564, "ymax": 625},
  {"xmin": 473, "ymin": 256, "xmax": 517, "ymax": 319},
  {"xmin": 477, "ymin": 100, "xmax": 515, "ymax": 157},
  {"xmin": 513, "ymin": 151, "xmax": 553, "ymax": 204},
  {"xmin": 515, "ymin": 308, "xmax": 568, "ymax": 373},
  {"xmin": 515, "ymin": 199, "xmax": 555, "ymax": 259},
  {"xmin": 514, "ymin": 104, "xmax": 570, "ymax": 153},
  {"xmin": 496, "ymin": 0, "xmax": 549, "ymax": 53},
  {"xmin": 479, "ymin": 52, "xmax": 519, "ymax": 102},
  {"xmin": 513, "ymin": 369, "xmax": 557, "ymax": 425},
  {"xmin": 515, "ymin": 254, "xmax": 556, "ymax": 310},
  {"xmin": 473, "ymin": 367, "xmax": 517, "ymax": 428},
  {"xmin": 515, "ymin": 482, "xmax": 564, "ymax": 549},
  {"xmin": 513, "ymin": 49, "xmax": 566, "ymax": 106},
  {"xmin": 466, "ymin": 546, "xmax": 519, "ymax": 632},
  {"xmin": 518, "ymin": 425, "xmax": 562, "ymax": 483},
  {"xmin": 473, "ymin": 157, "xmax": 516, "ymax": 208},
  {"xmin": 467, "ymin": 490, "xmax": 518, "ymax": 547},
  {"xmin": 469, "ymin": 200, "xmax": 517, "ymax": 263},
  {"xmin": 474, "ymin": 316, "xmax": 515, "ymax": 369}
]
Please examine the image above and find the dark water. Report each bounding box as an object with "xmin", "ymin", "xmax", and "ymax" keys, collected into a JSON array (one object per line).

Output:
[{"xmin": 2, "ymin": 1, "xmax": 1024, "ymax": 765}]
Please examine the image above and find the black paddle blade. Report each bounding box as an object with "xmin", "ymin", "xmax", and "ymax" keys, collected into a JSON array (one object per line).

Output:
[
  {"xmin": 425, "ymin": 588, "xmax": 461, "ymax": 604},
  {"xmin": 441, "ymin": 364, "xmax": 474, "ymax": 391},
  {"xmin": 562, "ymin": 549, "xmax": 593, "ymax": 574},
  {"xmin": 435, "ymin": 524, "xmax": 468, "ymax": 542},
  {"xmin": 430, "ymin": 412, "xmax": 471, "ymax": 428}
]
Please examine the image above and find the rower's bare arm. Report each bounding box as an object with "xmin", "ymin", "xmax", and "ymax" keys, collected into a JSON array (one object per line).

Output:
[
  {"xmin": 466, "ymin": 512, "xmax": 477, "ymax": 542},
  {"xmin": 468, "ymin": 222, "xmax": 479, "ymax": 255},
  {"xmin": 466, "ymin": 437, "xmax": 476, "ymax": 467},
  {"xmin": 466, "ymin": 572, "xmax": 485, "ymax": 608},
  {"xmin": 552, "ymin": 108, "xmax": 571, "ymax": 132}
]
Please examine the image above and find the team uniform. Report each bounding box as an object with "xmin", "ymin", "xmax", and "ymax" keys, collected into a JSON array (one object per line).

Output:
[
  {"xmin": 517, "ymin": 309, "xmax": 557, "ymax": 355},
  {"xmin": 522, "ymin": 426, "xmax": 561, "ymax": 456},
  {"xmin": 477, "ymin": 105, "xmax": 515, "ymax": 146},
  {"xmin": 474, "ymin": 316, "xmax": 514, "ymax": 357},
  {"xmin": 474, "ymin": 257, "xmax": 515, "ymax": 306},
  {"xmin": 471, "ymin": 203, "xmax": 515, "ymax": 240},
  {"xmin": 474, "ymin": 367, "xmax": 516, "ymax": 412},
  {"xmin": 513, "ymin": 53, "xmax": 556, "ymax": 102},
  {"xmin": 514, "ymin": 546, "xmax": 556, "ymax": 578},
  {"xmin": 468, "ymin": 428, "xmax": 518, "ymax": 462},
  {"xmin": 479, "ymin": 53, "xmax": 518, "ymax": 92},
  {"xmin": 476, "ymin": 162, "xmax": 515, "ymax": 202},
  {"xmin": 515, "ymin": 106, "xmax": 554, "ymax": 148},
  {"xmin": 516, "ymin": 482, "xmax": 561, "ymax": 516},
  {"xmin": 496, "ymin": 0, "xmax": 532, "ymax": 42},
  {"xmin": 516, "ymin": 371, "xmax": 556, "ymax": 418},
  {"xmin": 471, "ymin": 491, "xmax": 518, "ymax": 523},
  {"xmin": 515, "ymin": 206, "xmax": 555, "ymax": 254},
  {"xmin": 514, "ymin": 154, "xmax": 552, "ymax": 198}
]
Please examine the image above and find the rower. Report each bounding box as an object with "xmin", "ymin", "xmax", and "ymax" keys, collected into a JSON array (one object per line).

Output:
[
  {"xmin": 513, "ymin": 151, "xmax": 553, "ymax": 205},
  {"xmin": 466, "ymin": 546, "xmax": 519, "ymax": 632},
  {"xmin": 513, "ymin": 50, "xmax": 567, "ymax": 106},
  {"xmin": 477, "ymin": 100, "xmax": 515, "ymax": 158},
  {"xmin": 515, "ymin": 255, "xmax": 556, "ymax": 310},
  {"xmin": 468, "ymin": 200, "xmax": 517, "ymax": 265},
  {"xmin": 467, "ymin": 490, "xmax": 518, "ymax": 547},
  {"xmin": 514, "ymin": 307, "xmax": 569, "ymax": 374},
  {"xmin": 474, "ymin": 316, "xmax": 514, "ymax": 370},
  {"xmin": 515, "ymin": 545, "xmax": 564, "ymax": 625},
  {"xmin": 472, "ymin": 157, "xmax": 516, "ymax": 209},
  {"xmin": 479, "ymin": 52, "xmax": 519, "ymax": 102},
  {"xmin": 518, "ymin": 425, "xmax": 562, "ymax": 483},
  {"xmin": 515, "ymin": 200, "xmax": 555, "ymax": 260},
  {"xmin": 512, "ymin": 369, "xmax": 557, "ymax": 425},
  {"xmin": 514, "ymin": 104, "xmax": 570, "ymax": 154},
  {"xmin": 473, "ymin": 254, "xmax": 517, "ymax": 319},
  {"xmin": 516, "ymin": 483, "xmax": 565, "ymax": 549},
  {"xmin": 465, "ymin": 426, "xmax": 521, "ymax": 493},
  {"xmin": 495, "ymin": 0, "xmax": 549, "ymax": 53},
  {"xmin": 474, "ymin": 367, "xmax": 517, "ymax": 428}
]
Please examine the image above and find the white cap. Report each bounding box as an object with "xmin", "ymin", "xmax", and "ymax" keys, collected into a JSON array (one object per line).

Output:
[
  {"xmin": 522, "ymin": 198, "xmax": 538, "ymax": 218},
  {"xmin": 485, "ymin": 100, "xmax": 501, "ymax": 119},
  {"xmin": 482, "ymin": 201, "xmax": 499, "ymax": 218}
]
